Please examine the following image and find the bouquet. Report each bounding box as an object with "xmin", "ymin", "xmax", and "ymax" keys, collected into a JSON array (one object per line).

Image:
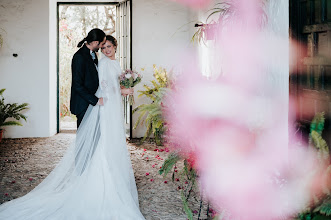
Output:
[{"xmin": 119, "ymin": 69, "xmax": 142, "ymax": 105}]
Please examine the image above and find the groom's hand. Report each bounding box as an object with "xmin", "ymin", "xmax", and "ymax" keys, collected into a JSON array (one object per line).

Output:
[{"xmin": 97, "ymin": 97, "xmax": 104, "ymax": 106}]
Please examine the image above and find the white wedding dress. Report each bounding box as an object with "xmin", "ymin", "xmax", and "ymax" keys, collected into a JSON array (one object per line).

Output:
[{"xmin": 0, "ymin": 58, "xmax": 146, "ymax": 220}]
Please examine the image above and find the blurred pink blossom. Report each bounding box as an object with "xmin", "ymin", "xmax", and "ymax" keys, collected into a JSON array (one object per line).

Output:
[
  {"xmin": 162, "ymin": 0, "xmax": 323, "ymax": 219},
  {"xmin": 169, "ymin": 0, "xmax": 211, "ymax": 9}
]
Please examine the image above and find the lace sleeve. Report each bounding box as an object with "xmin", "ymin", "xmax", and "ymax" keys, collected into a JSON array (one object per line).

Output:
[{"xmin": 98, "ymin": 60, "xmax": 120, "ymax": 100}]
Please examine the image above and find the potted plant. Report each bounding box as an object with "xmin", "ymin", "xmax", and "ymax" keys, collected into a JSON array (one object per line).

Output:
[{"xmin": 0, "ymin": 88, "xmax": 29, "ymax": 142}]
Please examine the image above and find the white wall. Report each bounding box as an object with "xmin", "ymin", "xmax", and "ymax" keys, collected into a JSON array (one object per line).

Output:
[
  {"xmin": 132, "ymin": 0, "xmax": 193, "ymax": 137},
  {"xmin": 196, "ymin": 0, "xmax": 289, "ymax": 144},
  {"xmin": 0, "ymin": 0, "xmax": 50, "ymax": 138}
]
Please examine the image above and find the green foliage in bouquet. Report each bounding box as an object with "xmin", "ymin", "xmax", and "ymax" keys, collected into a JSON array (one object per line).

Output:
[
  {"xmin": 0, "ymin": 89, "xmax": 29, "ymax": 128},
  {"xmin": 133, "ymin": 65, "xmax": 169, "ymax": 145},
  {"xmin": 297, "ymin": 112, "xmax": 331, "ymax": 220},
  {"xmin": 119, "ymin": 70, "xmax": 142, "ymax": 88}
]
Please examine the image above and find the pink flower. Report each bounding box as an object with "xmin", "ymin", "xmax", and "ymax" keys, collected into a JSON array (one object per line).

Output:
[
  {"xmin": 28, "ymin": 178, "xmax": 33, "ymax": 181},
  {"xmin": 152, "ymin": 165, "xmax": 155, "ymax": 168},
  {"xmin": 143, "ymin": 149, "xmax": 147, "ymax": 151},
  {"xmin": 160, "ymin": 149, "xmax": 164, "ymax": 152},
  {"xmin": 185, "ymin": 181, "xmax": 188, "ymax": 184},
  {"xmin": 11, "ymin": 180, "xmax": 16, "ymax": 184},
  {"xmin": 146, "ymin": 157, "xmax": 149, "ymax": 160},
  {"xmin": 175, "ymin": 170, "xmax": 178, "ymax": 173},
  {"xmin": 4, "ymin": 193, "xmax": 8, "ymax": 196},
  {"xmin": 176, "ymin": 178, "xmax": 180, "ymax": 181},
  {"xmin": 150, "ymin": 179, "xmax": 154, "ymax": 182},
  {"xmin": 146, "ymin": 172, "xmax": 150, "ymax": 176},
  {"xmin": 169, "ymin": 0, "xmax": 211, "ymax": 9},
  {"xmin": 154, "ymin": 149, "xmax": 159, "ymax": 152},
  {"xmin": 193, "ymin": 210, "xmax": 198, "ymax": 214},
  {"xmin": 164, "ymin": 181, "xmax": 168, "ymax": 184},
  {"xmin": 177, "ymin": 186, "xmax": 181, "ymax": 190}
]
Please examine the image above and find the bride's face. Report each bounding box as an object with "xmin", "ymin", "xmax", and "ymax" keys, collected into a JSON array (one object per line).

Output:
[{"xmin": 101, "ymin": 40, "xmax": 116, "ymax": 59}]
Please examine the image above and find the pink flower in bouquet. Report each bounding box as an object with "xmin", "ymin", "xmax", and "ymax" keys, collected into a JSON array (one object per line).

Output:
[
  {"xmin": 132, "ymin": 73, "xmax": 138, "ymax": 80},
  {"xmin": 119, "ymin": 69, "xmax": 142, "ymax": 105}
]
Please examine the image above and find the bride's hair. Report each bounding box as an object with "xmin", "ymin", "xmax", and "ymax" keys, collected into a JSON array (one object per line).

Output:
[
  {"xmin": 77, "ymin": 28, "xmax": 106, "ymax": 47},
  {"xmin": 105, "ymin": 35, "xmax": 118, "ymax": 51}
]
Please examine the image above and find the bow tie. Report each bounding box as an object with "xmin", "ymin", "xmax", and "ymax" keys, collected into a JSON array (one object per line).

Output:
[{"xmin": 91, "ymin": 52, "xmax": 98, "ymax": 66}]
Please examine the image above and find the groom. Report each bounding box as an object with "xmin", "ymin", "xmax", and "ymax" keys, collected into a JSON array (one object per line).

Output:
[{"xmin": 70, "ymin": 28, "xmax": 106, "ymax": 128}]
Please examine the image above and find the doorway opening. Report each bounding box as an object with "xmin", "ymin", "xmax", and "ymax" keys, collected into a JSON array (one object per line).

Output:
[{"xmin": 57, "ymin": 1, "xmax": 132, "ymax": 137}]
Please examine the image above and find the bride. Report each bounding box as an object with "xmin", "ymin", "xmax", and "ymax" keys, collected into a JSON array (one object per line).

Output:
[{"xmin": 0, "ymin": 35, "xmax": 146, "ymax": 220}]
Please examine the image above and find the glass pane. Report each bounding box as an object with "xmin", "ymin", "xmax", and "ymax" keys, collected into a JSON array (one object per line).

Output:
[
  {"xmin": 324, "ymin": 66, "xmax": 331, "ymax": 90},
  {"xmin": 327, "ymin": 0, "xmax": 331, "ymax": 20}
]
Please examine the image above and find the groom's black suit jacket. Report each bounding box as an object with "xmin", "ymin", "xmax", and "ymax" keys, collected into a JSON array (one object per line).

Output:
[{"xmin": 70, "ymin": 44, "xmax": 99, "ymax": 116}]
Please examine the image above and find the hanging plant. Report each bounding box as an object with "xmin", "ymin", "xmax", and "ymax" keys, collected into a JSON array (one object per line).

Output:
[
  {"xmin": 192, "ymin": 0, "xmax": 268, "ymax": 44},
  {"xmin": 191, "ymin": 22, "xmax": 218, "ymax": 44}
]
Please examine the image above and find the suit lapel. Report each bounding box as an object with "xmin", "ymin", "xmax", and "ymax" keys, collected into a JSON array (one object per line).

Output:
[{"xmin": 81, "ymin": 44, "xmax": 98, "ymax": 73}]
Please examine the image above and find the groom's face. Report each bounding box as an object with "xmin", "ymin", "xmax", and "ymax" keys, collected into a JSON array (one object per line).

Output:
[{"xmin": 91, "ymin": 37, "xmax": 106, "ymax": 52}]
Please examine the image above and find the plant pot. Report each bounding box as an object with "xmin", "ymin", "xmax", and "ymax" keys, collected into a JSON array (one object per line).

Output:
[{"xmin": 0, "ymin": 129, "xmax": 3, "ymax": 142}]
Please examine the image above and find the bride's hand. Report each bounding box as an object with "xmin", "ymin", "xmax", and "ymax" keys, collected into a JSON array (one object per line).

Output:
[{"xmin": 120, "ymin": 88, "xmax": 130, "ymax": 96}]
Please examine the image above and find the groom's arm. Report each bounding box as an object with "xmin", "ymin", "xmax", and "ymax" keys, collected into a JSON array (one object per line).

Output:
[{"xmin": 71, "ymin": 54, "xmax": 99, "ymax": 106}]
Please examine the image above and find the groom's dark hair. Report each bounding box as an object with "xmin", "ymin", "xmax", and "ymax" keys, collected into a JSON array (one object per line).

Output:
[{"xmin": 77, "ymin": 28, "xmax": 106, "ymax": 47}]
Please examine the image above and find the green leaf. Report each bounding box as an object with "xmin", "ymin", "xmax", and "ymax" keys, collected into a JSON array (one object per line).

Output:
[
  {"xmin": 2, "ymin": 121, "xmax": 23, "ymax": 126},
  {"xmin": 314, "ymin": 197, "xmax": 331, "ymax": 216},
  {"xmin": 312, "ymin": 215, "xmax": 331, "ymax": 220},
  {"xmin": 310, "ymin": 112, "xmax": 325, "ymax": 135},
  {"xmin": 0, "ymin": 88, "xmax": 5, "ymax": 96},
  {"xmin": 159, "ymin": 153, "xmax": 181, "ymax": 176},
  {"xmin": 181, "ymin": 190, "xmax": 193, "ymax": 220}
]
